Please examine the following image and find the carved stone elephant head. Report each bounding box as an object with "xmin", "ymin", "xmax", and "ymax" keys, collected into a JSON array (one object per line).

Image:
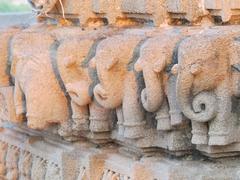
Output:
[
  {"xmin": 10, "ymin": 31, "xmax": 69, "ymax": 130},
  {"xmin": 134, "ymin": 32, "xmax": 185, "ymax": 129},
  {"xmin": 56, "ymin": 38, "xmax": 93, "ymax": 135},
  {"xmin": 56, "ymin": 29, "xmax": 117, "ymax": 140},
  {"xmin": 57, "ymin": 39, "xmax": 93, "ymax": 106},
  {"xmin": 175, "ymin": 27, "xmax": 240, "ymax": 145},
  {"xmin": 93, "ymin": 34, "xmax": 146, "ymax": 139},
  {"xmin": 176, "ymin": 32, "xmax": 227, "ymax": 123}
]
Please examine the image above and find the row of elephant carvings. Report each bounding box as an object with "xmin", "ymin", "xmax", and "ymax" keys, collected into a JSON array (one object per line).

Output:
[{"xmin": 1, "ymin": 25, "xmax": 240, "ymax": 153}]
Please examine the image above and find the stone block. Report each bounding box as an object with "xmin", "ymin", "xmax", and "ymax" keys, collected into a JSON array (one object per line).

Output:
[
  {"xmin": 205, "ymin": 0, "xmax": 240, "ymax": 22},
  {"xmin": 167, "ymin": 0, "xmax": 207, "ymax": 23},
  {"xmin": 167, "ymin": 0, "xmax": 187, "ymax": 13},
  {"xmin": 121, "ymin": 0, "xmax": 155, "ymax": 14},
  {"xmin": 92, "ymin": 0, "xmax": 109, "ymax": 14},
  {"xmin": 231, "ymin": 0, "xmax": 240, "ymax": 9},
  {"xmin": 204, "ymin": 0, "xmax": 222, "ymax": 10}
]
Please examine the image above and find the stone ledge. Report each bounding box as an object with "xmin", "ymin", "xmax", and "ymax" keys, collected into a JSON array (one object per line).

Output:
[{"xmin": 0, "ymin": 126, "xmax": 240, "ymax": 179}]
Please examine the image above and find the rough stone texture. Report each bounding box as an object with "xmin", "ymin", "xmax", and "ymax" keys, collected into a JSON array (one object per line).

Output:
[
  {"xmin": 3, "ymin": 1, "xmax": 240, "ymax": 179},
  {"xmin": 121, "ymin": 0, "xmax": 168, "ymax": 26},
  {"xmin": 205, "ymin": 0, "xmax": 240, "ymax": 22},
  {"xmin": 18, "ymin": 150, "xmax": 32, "ymax": 180},
  {"xmin": 10, "ymin": 29, "xmax": 69, "ymax": 130},
  {"xmin": 0, "ymin": 124, "xmax": 76, "ymax": 180},
  {"xmin": 0, "ymin": 86, "xmax": 21, "ymax": 123},
  {"xmin": 29, "ymin": 0, "xmax": 167, "ymax": 26},
  {"xmin": 166, "ymin": 0, "xmax": 208, "ymax": 23},
  {"xmin": 0, "ymin": 125, "xmax": 240, "ymax": 179},
  {"xmin": 93, "ymin": 34, "xmax": 146, "ymax": 139},
  {"xmin": 28, "ymin": 0, "xmax": 240, "ymax": 26},
  {"xmin": 0, "ymin": 27, "xmax": 22, "ymax": 87},
  {"xmin": 0, "ymin": 141, "xmax": 8, "ymax": 179},
  {"xmin": 2, "ymin": 24, "xmax": 240, "ymax": 157},
  {"xmin": 6, "ymin": 145, "xmax": 20, "ymax": 180},
  {"xmin": 0, "ymin": 27, "xmax": 25, "ymax": 124},
  {"xmin": 56, "ymin": 28, "xmax": 118, "ymax": 141},
  {"xmin": 175, "ymin": 26, "xmax": 240, "ymax": 151},
  {"xmin": 134, "ymin": 29, "xmax": 188, "ymax": 129}
]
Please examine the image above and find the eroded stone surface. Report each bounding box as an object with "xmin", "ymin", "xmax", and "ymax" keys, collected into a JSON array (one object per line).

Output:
[
  {"xmin": 93, "ymin": 34, "xmax": 146, "ymax": 139},
  {"xmin": 176, "ymin": 27, "xmax": 240, "ymax": 149},
  {"xmin": 1, "ymin": 126, "xmax": 240, "ymax": 180},
  {"xmin": 1, "ymin": 24, "xmax": 240, "ymax": 157},
  {"xmin": 18, "ymin": 151, "xmax": 32, "ymax": 180},
  {"xmin": 0, "ymin": 141, "xmax": 8, "ymax": 179},
  {"xmin": 6, "ymin": 145, "xmax": 19, "ymax": 180},
  {"xmin": 27, "ymin": 0, "xmax": 240, "ymax": 26},
  {"xmin": 10, "ymin": 30, "xmax": 69, "ymax": 130},
  {"xmin": 3, "ymin": 2, "xmax": 240, "ymax": 177},
  {"xmin": 0, "ymin": 27, "xmax": 22, "ymax": 87},
  {"xmin": 55, "ymin": 28, "xmax": 118, "ymax": 141}
]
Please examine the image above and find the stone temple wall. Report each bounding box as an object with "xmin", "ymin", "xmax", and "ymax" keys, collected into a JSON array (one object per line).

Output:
[{"xmin": 1, "ymin": 0, "xmax": 240, "ymax": 179}]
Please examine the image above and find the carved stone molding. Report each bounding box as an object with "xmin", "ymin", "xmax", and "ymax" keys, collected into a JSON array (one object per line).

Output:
[{"xmin": 27, "ymin": 0, "xmax": 240, "ymax": 26}]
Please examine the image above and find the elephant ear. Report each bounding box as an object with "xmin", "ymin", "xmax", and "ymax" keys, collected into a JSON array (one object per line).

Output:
[
  {"xmin": 105, "ymin": 58, "xmax": 119, "ymax": 70},
  {"xmin": 171, "ymin": 64, "xmax": 179, "ymax": 75},
  {"xmin": 134, "ymin": 61, "xmax": 143, "ymax": 72},
  {"xmin": 229, "ymin": 38, "xmax": 240, "ymax": 97},
  {"xmin": 153, "ymin": 59, "xmax": 166, "ymax": 73},
  {"xmin": 134, "ymin": 56, "xmax": 146, "ymax": 72},
  {"xmin": 230, "ymin": 38, "xmax": 240, "ymax": 71}
]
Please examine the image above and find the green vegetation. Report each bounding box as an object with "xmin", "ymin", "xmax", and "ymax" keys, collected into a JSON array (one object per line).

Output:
[{"xmin": 0, "ymin": 0, "xmax": 31, "ymax": 13}]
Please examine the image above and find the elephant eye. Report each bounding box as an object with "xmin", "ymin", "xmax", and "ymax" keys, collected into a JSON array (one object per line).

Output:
[
  {"xmin": 200, "ymin": 104, "xmax": 206, "ymax": 110},
  {"xmin": 68, "ymin": 91, "xmax": 78, "ymax": 98}
]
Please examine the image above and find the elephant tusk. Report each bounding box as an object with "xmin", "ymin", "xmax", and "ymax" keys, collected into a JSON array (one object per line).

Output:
[
  {"xmin": 134, "ymin": 61, "xmax": 143, "ymax": 72},
  {"xmin": 94, "ymin": 84, "xmax": 108, "ymax": 100},
  {"xmin": 190, "ymin": 63, "xmax": 202, "ymax": 75},
  {"xmin": 153, "ymin": 59, "xmax": 166, "ymax": 73},
  {"xmin": 171, "ymin": 64, "xmax": 179, "ymax": 75}
]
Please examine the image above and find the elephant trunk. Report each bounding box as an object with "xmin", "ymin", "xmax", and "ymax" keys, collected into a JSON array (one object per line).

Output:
[
  {"xmin": 94, "ymin": 83, "xmax": 122, "ymax": 109},
  {"xmin": 141, "ymin": 69, "xmax": 163, "ymax": 112},
  {"xmin": 177, "ymin": 71, "xmax": 217, "ymax": 122}
]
